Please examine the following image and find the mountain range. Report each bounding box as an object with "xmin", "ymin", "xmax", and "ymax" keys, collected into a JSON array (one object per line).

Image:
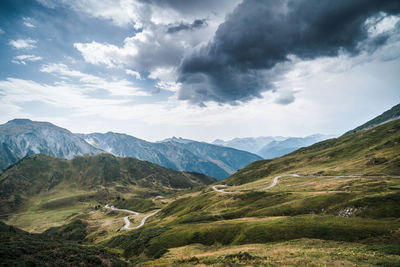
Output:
[
  {"xmin": 96, "ymin": 104, "xmax": 400, "ymax": 265},
  {"xmin": 78, "ymin": 132, "xmax": 261, "ymax": 179},
  {"xmin": 0, "ymin": 104, "xmax": 399, "ymax": 265},
  {"xmin": 213, "ymin": 134, "xmax": 333, "ymax": 158},
  {"xmin": 0, "ymin": 119, "xmax": 101, "ymax": 172},
  {"xmin": 0, "ymin": 119, "xmax": 261, "ymax": 179}
]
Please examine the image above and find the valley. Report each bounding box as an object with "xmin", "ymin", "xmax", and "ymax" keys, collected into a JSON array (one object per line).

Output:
[
  {"xmin": 1, "ymin": 1, "xmax": 399, "ymax": 265},
  {"xmin": 1, "ymin": 109, "xmax": 399, "ymax": 266}
]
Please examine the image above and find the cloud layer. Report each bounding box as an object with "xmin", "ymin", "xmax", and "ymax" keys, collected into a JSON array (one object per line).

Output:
[{"xmin": 178, "ymin": 0, "xmax": 400, "ymax": 105}]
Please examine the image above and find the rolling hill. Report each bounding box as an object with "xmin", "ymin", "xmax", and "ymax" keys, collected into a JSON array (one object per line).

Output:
[
  {"xmin": 0, "ymin": 221, "xmax": 127, "ymax": 266},
  {"xmin": 1, "ymin": 107, "xmax": 399, "ymax": 266},
  {"xmin": 227, "ymin": 117, "xmax": 400, "ymax": 185},
  {"xmin": 94, "ymin": 115, "xmax": 400, "ymax": 265},
  {"xmin": 345, "ymin": 103, "xmax": 400, "ymax": 135},
  {"xmin": 0, "ymin": 153, "xmax": 215, "ymax": 231}
]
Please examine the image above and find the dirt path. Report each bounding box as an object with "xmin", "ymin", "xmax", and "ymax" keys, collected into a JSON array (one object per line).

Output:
[{"xmin": 104, "ymin": 204, "xmax": 160, "ymax": 230}]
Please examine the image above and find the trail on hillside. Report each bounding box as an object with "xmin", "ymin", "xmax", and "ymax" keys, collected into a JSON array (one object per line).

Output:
[
  {"xmin": 212, "ymin": 173, "xmax": 300, "ymax": 193},
  {"xmin": 212, "ymin": 185, "xmax": 235, "ymax": 194},
  {"xmin": 212, "ymin": 174, "xmax": 400, "ymax": 194},
  {"xmin": 104, "ymin": 204, "xmax": 160, "ymax": 230}
]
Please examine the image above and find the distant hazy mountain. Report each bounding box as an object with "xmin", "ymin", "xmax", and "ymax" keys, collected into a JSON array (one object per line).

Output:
[
  {"xmin": 258, "ymin": 134, "xmax": 333, "ymax": 159},
  {"xmin": 213, "ymin": 134, "xmax": 332, "ymax": 159},
  {"xmin": 212, "ymin": 136, "xmax": 286, "ymax": 154},
  {"xmin": 78, "ymin": 132, "xmax": 262, "ymax": 179},
  {"xmin": 0, "ymin": 119, "xmax": 102, "ymax": 171},
  {"xmin": 345, "ymin": 103, "xmax": 400, "ymax": 135}
]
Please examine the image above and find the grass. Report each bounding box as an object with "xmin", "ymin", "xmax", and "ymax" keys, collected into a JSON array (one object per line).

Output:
[
  {"xmin": 0, "ymin": 221, "xmax": 127, "ymax": 266},
  {"xmin": 102, "ymin": 214, "xmax": 400, "ymax": 262},
  {"xmin": 226, "ymin": 118, "xmax": 400, "ymax": 186},
  {"xmin": 143, "ymin": 238, "xmax": 400, "ymax": 266},
  {"xmin": 111, "ymin": 197, "xmax": 157, "ymax": 213},
  {"xmin": 1, "ymin": 118, "xmax": 399, "ymax": 265},
  {"xmin": 0, "ymin": 153, "xmax": 216, "ymax": 219}
]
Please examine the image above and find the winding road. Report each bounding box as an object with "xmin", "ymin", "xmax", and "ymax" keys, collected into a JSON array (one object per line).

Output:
[
  {"xmin": 212, "ymin": 173, "xmax": 301, "ymax": 193},
  {"xmin": 104, "ymin": 204, "xmax": 160, "ymax": 230},
  {"xmin": 212, "ymin": 185, "xmax": 233, "ymax": 194}
]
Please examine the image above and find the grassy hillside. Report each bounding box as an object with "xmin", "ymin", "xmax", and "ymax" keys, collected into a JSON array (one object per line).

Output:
[
  {"xmin": 92, "ymin": 119, "xmax": 400, "ymax": 265},
  {"xmin": 227, "ymin": 117, "xmax": 400, "ymax": 185},
  {"xmin": 1, "ymin": 116, "xmax": 399, "ymax": 266},
  {"xmin": 345, "ymin": 103, "xmax": 400, "ymax": 135},
  {"xmin": 0, "ymin": 221, "xmax": 126, "ymax": 266},
  {"xmin": 0, "ymin": 153, "xmax": 215, "ymax": 231}
]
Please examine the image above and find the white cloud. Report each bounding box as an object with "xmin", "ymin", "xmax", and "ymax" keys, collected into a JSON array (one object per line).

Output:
[
  {"xmin": 40, "ymin": 63, "xmax": 148, "ymax": 96},
  {"xmin": 125, "ymin": 69, "xmax": 142, "ymax": 80},
  {"xmin": 149, "ymin": 67, "xmax": 180, "ymax": 92},
  {"xmin": 23, "ymin": 17, "xmax": 35, "ymax": 28},
  {"xmin": 73, "ymin": 42, "xmax": 124, "ymax": 68},
  {"xmin": 366, "ymin": 13, "xmax": 400, "ymax": 37},
  {"xmin": 0, "ymin": 78, "xmax": 128, "ymax": 118},
  {"xmin": 1, "ymin": 43, "xmax": 399, "ymax": 142},
  {"xmin": 9, "ymin": 39, "xmax": 37, "ymax": 49},
  {"xmin": 40, "ymin": 0, "xmax": 148, "ymax": 28},
  {"xmin": 0, "ymin": 28, "xmax": 4, "ymax": 34},
  {"xmin": 38, "ymin": 0, "xmax": 240, "ymax": 29},
  {"xmin": 12, "ymin": 55, "xmax": 42, "ymax": 65}
]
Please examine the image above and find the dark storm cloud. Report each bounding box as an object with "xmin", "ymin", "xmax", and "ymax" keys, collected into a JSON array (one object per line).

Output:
[
  {"xmin": 177, "ymin": 0, "xmax": 400, "ymax": 105},
  {"xmin": 167, "ymin": 19, "xmax": 207, "ymax": 34}
]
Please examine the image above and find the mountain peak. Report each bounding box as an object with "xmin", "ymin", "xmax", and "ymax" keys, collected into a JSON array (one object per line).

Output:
[{"xmin": 7, "ymin": 118, "xmax": 33, "ymax": 124}]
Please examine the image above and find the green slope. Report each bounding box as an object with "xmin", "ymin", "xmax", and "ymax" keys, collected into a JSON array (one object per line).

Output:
[
  {"xmin": 345, "ymin": 103, "xmax": 400, "ymax": 135},
  {"xmin": 0, "ymin": 221, "xmax": 126, "ymax": 266},
  {"xmin": 97, "ymin": 118, "xmax": 400, "ymax": 265},
  {"xmin": 0, "ymin": 153, "xmax": 215, "ymax": 231},
  {"xmin": 227, "ymin": 117, "xmax": 400, "ymax": 185}
]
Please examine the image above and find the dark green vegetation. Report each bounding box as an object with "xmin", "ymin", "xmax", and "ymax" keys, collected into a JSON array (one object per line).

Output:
[
  {"xmin": 43, "ymin": 219, "xmax": 88, "ymax": 241},
  {"xmin": 345, "ymin": 103, "xmax": 400, "ymax": 135},
  {"xmin": 111, "ymin": 197, "xmax": 156, "ymax": 213},
  {"xmin": 0, "ymin": 221, "xmax": 126, "ymax": 266}
]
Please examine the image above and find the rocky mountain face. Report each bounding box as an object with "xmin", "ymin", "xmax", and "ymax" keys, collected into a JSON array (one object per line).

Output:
[
  {"xmin": 79, "ymin": 132, "xmax": 262, "ymax": 179},
  {"xmin": 0, "ymin": 119, "xmax": 102, "ymax": 171},
  {"xmin": 0, "ymin": 119, "xmax": 262, "ymax": 179}
]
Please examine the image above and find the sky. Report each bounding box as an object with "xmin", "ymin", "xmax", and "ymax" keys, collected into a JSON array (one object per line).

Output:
[{"xmin": 0, "ymin": 0, "xmax": 399, "ymax": 142}]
